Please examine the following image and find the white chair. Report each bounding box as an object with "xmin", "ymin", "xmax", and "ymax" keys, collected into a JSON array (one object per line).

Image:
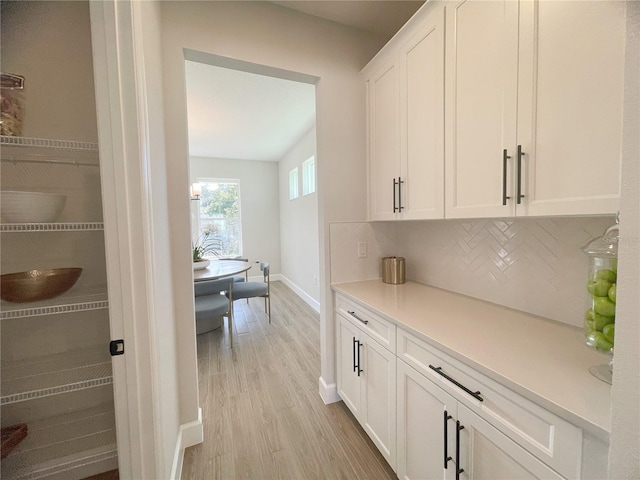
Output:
[
  {"xmin": 194, "ymin": 278, "xmax": 236, "ymax": 347},
  {"xmin": 226, "ymin": 262, "xmax": 270, "ymax": 323}
]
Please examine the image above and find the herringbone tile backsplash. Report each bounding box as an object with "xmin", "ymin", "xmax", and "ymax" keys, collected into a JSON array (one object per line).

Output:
[{"xmin": 330, "ymin": 217, "xmax": 616, "ymax": 326}]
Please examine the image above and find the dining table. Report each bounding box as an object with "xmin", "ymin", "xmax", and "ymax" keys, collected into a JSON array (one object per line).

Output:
[{"xmin": 193, "ymin": 259, "xmax": 252, "ymax": 282}]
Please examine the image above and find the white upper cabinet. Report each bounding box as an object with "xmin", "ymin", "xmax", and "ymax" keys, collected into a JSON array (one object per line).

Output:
[
  {"xmin": 516, "ymin": 0, "xmax": 625, "ymax": 216},
  {"xmin": 444, "ymin": 0, "xmax": 519, "ymax": 218},
  {"xmin": 445, "ymin": 0, "xmax": 625, "ymax": 218},
  {"xmin": 365, "ymin": 2, "xmax": 445, "ymax": 221},
  {"xmin": 368, "ymin": 60, "xmax": 400, "ymax": 220},
  {"xmin": 399, "ymin": 11, "xmax": 445, "ymax": 220}
]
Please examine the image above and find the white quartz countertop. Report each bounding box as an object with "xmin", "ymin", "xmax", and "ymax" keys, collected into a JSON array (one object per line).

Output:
[{"xmin": 332, "ymin": 279, "xmax": 612, "ymax": 440}]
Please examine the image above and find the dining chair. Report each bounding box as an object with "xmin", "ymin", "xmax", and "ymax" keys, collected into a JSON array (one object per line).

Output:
[
  {"xmin": 226, "ymin": 261, "xmax": 271, "ymax": 323},
  {"xmin": 218, "ymin": 257, "xmax": 249, "ymax": 284},
  {"xmin": 194, "ymin": 277, "xmax": 236, "ymax": 347}
]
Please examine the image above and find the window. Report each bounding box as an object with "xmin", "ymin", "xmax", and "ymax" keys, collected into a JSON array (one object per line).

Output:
[
  {"xmin": 289, "ymin": 168, "xmax": 299, "ymax": 200},
  {"xmin": 196, "ymin": 180, "xmax": 242, "ymax": 257},
  {"xmin": 302, "ymin": 155, "xmax": 316, "ymax": 195}
]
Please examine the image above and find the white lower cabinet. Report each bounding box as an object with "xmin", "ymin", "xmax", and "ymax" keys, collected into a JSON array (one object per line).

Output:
[
  {"xmin": 337, "ymin": 315, "xmax": 363, "ymax": 417},
  {"xmin": 397, "ymin": 359, "xmax": 455, "ymax": 480},
  {"xmin": 336, "ymin": 310, "xmax": 396, "ymax": 470},
  {"xmin": 335, "ymin": 292, "xmax": 601, "ymax": 478},
  {"xmin": 456, "ymin": 403, "xmax": 563, "ymax": 480},
  {"xmin": 398, "ymin": 360, "xmax": 563, "ymax": 480}
]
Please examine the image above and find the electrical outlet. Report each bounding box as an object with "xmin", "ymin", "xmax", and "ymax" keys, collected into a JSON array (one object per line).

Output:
[{"xmin": 357, "ymin": 242, "xmax": 368, "ymax": 258}]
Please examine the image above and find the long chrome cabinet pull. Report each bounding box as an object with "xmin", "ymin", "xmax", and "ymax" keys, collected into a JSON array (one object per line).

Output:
[
  {"xmin": 393, "ymin": 178, "xmax": 398, "ymax": 212},
  {"xmin": 356, "ymin": 341, "xmax": 363, "ymax": 376},
  {"xmin": 429, "ymin": 365, "xmax": 484, "ymax": 402},
  {"xmin": 502, "ymin": 149, "xmax": 511, "ymax": 205},
  {"xmin": 444, "ymin": 410, "xmax": 453, "ymax": 469},
  {"xmin": 347, "ymin": 310, "xmax": 369, "ymax": 325},
  {"xmin": 517, "ymin": 145, "xmax": 525, "ymax": 204},
  {"xmin": 398, "ymin": 177, "xmax": 404, "ymax": 211},
  {"xmin": 456, "ymin": 420, "xmax": 465, "ymax": 480},
  {"xmin": 352, "ymin": 337, "xmax": 357, "ymax": 373}
]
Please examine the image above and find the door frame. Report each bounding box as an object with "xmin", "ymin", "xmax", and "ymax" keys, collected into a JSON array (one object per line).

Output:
[{"xmin": 89, "ymin": 2, "xmax": 160, "ymax": 478}]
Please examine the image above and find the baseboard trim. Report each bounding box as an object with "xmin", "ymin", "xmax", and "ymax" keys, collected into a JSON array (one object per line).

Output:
[
  {"xmin": 247, "ymin": 273, "xmax": 320, "ymax": 313},
  {"xmin": 319, "ymin": 377, "xmax": 341, "ymax": 404},
  {"xmin": 279, "ymin": 275, "xmax": 321, "ymax": 313},
  {"xmin": 170, "ymin": 407, "xmax": 203, "ymax": 480},
  {"xmin": 248, "ymin": 273, "xmax": 284, "ymax": 282}
]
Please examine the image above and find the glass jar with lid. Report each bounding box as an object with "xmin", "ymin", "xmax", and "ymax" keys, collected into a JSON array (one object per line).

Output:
[{"xmin": 582, "ymin": 223, "xmax": 618, "ymax": 382}]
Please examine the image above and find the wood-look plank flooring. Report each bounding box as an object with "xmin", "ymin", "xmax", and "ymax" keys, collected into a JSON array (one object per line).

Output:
[{"xmin": 182, "ymin": 281, "xmax": 397, "ymax": 480}]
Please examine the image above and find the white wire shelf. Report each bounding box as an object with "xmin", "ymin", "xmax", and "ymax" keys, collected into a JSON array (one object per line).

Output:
[
  {"xmin": 1, "ymin": 287, "xmax": 109, "ymax": 320},
  {"xmin": 0, "ymin": 222, "xmax": 104, "ymax": 232},
  {"xmin": 1, "ymin": 346, "xmax": 113, "ymax": 405},
  {"xmin": 1, "ymin": 135, "xmax": 100, "ymax": 167},
  {"xmin": 1, "ymin": 135, "xmax": 99, "ymax": 151},
  {"xmin": 1, "ymin": 403, "xmax": 117, "ymax": 479}
]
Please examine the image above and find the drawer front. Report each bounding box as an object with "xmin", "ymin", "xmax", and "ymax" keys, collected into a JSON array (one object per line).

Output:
[
  {"xmin": 336, "ymin": 294, "xmax": 396, "ymax": 352},
  {"xmin": 397, "ymin": 328, "xmax": 582, "ymax": 479}
]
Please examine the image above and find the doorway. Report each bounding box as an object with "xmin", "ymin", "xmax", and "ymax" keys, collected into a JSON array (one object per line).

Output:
[{"xmin": 184, "ymin": 52, "xmax": 321, "ymax": 307}]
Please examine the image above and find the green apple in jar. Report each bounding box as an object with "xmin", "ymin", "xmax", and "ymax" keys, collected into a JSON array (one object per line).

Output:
[
  {"xmin": 592, "ymin": 312, "xmax": 614, "ymax": 332},
  {"xmin": 587, "ymin": 278, "xmax": 612, "ymax": 297},
  {"xmin": 603, "ymin": 324, "xmax": 615, "ymax": 343},
  {"xmin": 593, "ymin": 296, "xmax": 616, "ymax": 317},
  {"xmin": 585, "ymin": 331, "xmax": 613, "ymax": 353},
  {"xmin": 584, "ymin": 309, "xmax": 596, "ymax": 331},
  {"xmin": 593, "ymin": 268, "xmax": 617, "ymax": 283},
  {"xmin": 608, "ymin": 284, "xmax": 617, "ymax": 303}
]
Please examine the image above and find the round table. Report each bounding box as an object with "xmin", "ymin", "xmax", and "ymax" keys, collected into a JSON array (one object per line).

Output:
[{"xmin": 193, "ymin": 260, "xmax": 252, "ymax": 282}]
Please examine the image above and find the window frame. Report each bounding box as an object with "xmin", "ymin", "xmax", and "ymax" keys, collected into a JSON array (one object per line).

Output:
[
  {"xmin": 289, "ymin": 167, "xmax": 299, "ymax": 200},
  {"xmin": 194, "ymin": 178, "xmax": 243, "ymax": 257},
  {"xmin": 302, "ymin": 155, "xmax": 316, "ymax": 196}
]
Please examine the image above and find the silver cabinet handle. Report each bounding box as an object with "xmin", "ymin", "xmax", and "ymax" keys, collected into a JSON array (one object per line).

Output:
[
  {"xmin": 347, "ymin": 310, "xmax": 368, "ymax": 325},
  {"xmin": 517, "ymin": 145, "xmax": 525, "ymax": 204},
  {"xmin": 502, "ymin": 149, "xmax": 511, "ymax": 206}
]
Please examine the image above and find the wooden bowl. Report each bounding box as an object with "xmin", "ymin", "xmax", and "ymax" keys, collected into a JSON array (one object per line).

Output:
[{"xmin": 1, "ymin": 268, "xmax": 82, "ymax": 303}]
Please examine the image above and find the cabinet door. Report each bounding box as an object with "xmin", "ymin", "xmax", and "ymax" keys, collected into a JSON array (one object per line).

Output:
[
  {"xmin": 336, "ymin": 315, "xmax": 362, "ymax": 418},
  {"xmin": 398, "ymin": 5, "xmax": 445, "ymax": 220},
  {"xmin": 361, "ymin": 331, "xmax": 397, "ymax": 470},
  {"xmin": 397, "ymin": 360, "xmax": 456, "ymax": 480},
  {"xmin": 516, "ymin": 0, "xmax": 625, "ymax": 216},
  {"xmin": 457, "ymin": 404, "xmax": 563, "ymax": 480},
  {"xmin": 369, "ymin": 60, "xmax": 400, "ymax": 221},
  {"xmin": 445, "ymin": 0, "xmax": 519, "ymax": 218}
]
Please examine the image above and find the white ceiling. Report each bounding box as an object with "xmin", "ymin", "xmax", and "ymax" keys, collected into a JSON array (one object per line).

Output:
[
  {"xmin": 271, "ymin": 1, "xmax": 424, "ymax": 39},
  {"xmin": 185, "ymin": 1, "xmax": 424, "ymax": 162},
  {"xmin": 186, "ymin": 60, "xmax": 316, "ymax": 161}
]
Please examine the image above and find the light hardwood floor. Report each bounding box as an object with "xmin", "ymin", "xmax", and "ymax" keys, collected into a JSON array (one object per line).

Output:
[{"xmin": 182, "ymin": 281, "xmax": 397, "ymax": 480}]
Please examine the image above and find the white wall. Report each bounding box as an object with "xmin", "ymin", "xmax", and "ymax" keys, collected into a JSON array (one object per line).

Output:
[
  {"xmin": 0, "ymin": 1, "xmax": 98, "ymax": 142},
  {"xmin": 279, "ymin": 127, "xmax": 320, "ymax": 309},
  {"xmin": 159, "ymin": 0, "xmax": 384, "ymax": 409},
  {"xmin": 190, "ymin": 156, "xmax": 281, "ymax": 271},
  {"xmin": 608, "ymin": 2, "xmax": 640, "ymax": 476}
]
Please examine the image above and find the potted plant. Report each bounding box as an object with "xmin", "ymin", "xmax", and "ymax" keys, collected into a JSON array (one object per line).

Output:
[{"xmin": 192, "ymin": 231, "xmax": 222, "ymax": 270}]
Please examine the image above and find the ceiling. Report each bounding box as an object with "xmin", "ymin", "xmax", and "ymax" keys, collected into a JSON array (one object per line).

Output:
[
  {"xmin": 186, "ymin": 60, "xmax": 316, "ymax": 161},
  {"xmin": 271, "ymin": 1, "xmax": 424, "ymax": 40},
  {"xmin": 186, "ymin": 1, "xmax": 424, "ymax": 162}
]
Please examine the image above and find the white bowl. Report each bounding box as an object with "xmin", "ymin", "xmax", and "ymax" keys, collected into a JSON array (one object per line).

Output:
[
  {"xmin": 1, "ymin": 191, "xmax": 67, "ymax": 223},
  {"xmin": 193, "ymin": 259, "xmax": 210, "ymax": 271}
]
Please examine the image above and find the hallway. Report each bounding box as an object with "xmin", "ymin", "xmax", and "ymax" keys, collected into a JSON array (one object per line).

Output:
[{"xmin": 182, "ymin": 281, "xmax": 396, "ymax": 479}]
